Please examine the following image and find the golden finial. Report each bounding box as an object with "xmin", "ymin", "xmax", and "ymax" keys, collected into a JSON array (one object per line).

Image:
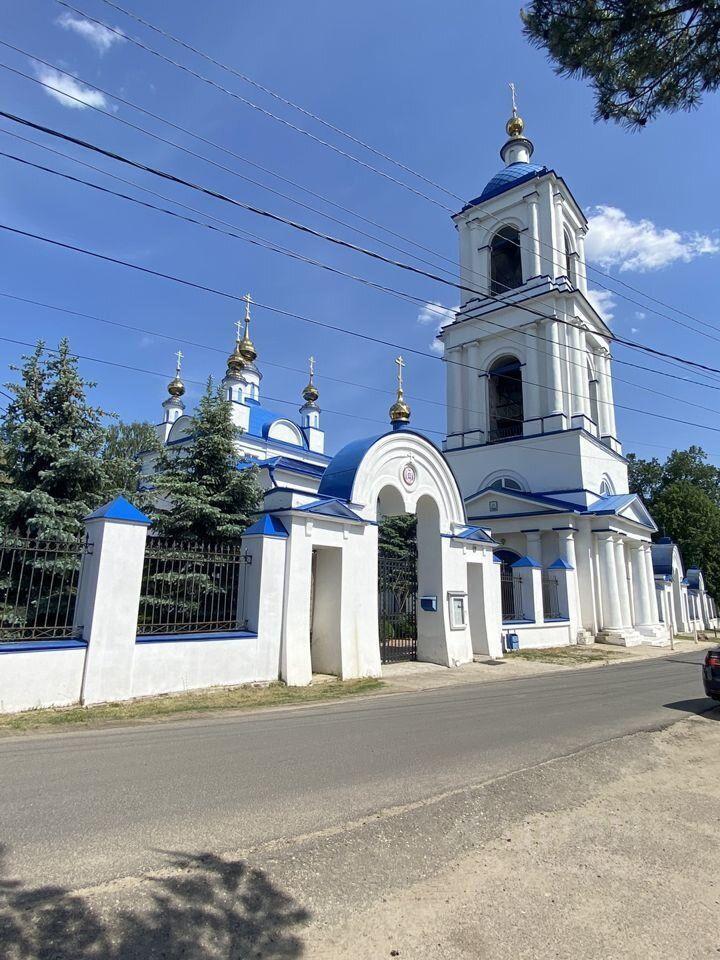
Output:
[
  {"xmin": 389, "ymin": 355, "xmax": 411, "ymax": 424},
  {"xmin": 167, "ymin": 349, "xmax": 185, "ymax": 397},
  {"xmin": 302, "ymin": 355, "xmax": 319, "ymax": 404},
  {"xmin": 506, "ymin": 81, "xmax": 524, "ymax": 138},
  {"xmin": 238, "ymin": 292, "xmax": 257, "ymax": 364},
  {"xmin": 226, "ymin": 317, "xmax": 246, "ymax": 375}
]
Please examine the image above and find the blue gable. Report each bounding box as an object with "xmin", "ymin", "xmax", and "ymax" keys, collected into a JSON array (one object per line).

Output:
[{"xmin": 243, "ymin": 514, "xmax": 289, "ymax": 538}]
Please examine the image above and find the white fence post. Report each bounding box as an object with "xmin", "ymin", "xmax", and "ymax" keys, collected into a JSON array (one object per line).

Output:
[
  {"xmin": 511, "ymin": 556, "xmax": 543, "ymax": 623},
  {"xmin": 78, "ymin": 497, "xmax": 151, "ymax": 705},
  {"xmin": 240, "ymin": 515, "xmax": 289, "ymax": 680}
]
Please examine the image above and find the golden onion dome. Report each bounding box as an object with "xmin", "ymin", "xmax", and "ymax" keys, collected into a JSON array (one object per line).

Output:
[
  {"xmin": 238, "ymin": 327, "xmax": 257, "ymax": 364},
  {"xmin": 389, "ymin": 393, "xmax": 411, "ymax": 424},
  {"xmin": 167, "ymin": 374, "xmax": 185, "ymax": 398},
  {"xmin": 226, "ymin": 341, "xmax": 246, "ymax": 375},
  {"xmin": 506, "ymin": 113, "xmax": 524, "ymax": 138}
]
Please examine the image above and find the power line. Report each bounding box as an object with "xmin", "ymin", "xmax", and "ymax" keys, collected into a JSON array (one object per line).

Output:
[
  {"xmin": 54, "ymin": 0, "xmax": 455, "ymax": 212},
  {"xmin": 5, "ymin": 108, "xmax": 720, "ymax": 385},
  {"xmin": 6, "ymin": 145, "xmax": 720, "ymax": 426},
  {"xmin": 3, "ymin": 49, "xmax": 717, "ymax": 348},
  {"xmin": 6, "ymin": 222, "xmax": 720, "ymax": 440},
  {"xmin": 89, "ymin": 0, "xmax": 465, "ymax": 204},
  {"xmin": 45, "ymin": 10, "xmax": 720, "ymax": 341}
]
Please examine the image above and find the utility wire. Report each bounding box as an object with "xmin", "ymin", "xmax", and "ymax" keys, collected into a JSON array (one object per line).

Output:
[
  {"xmin": 54, "ymin": 0, "xmax": 455, "ymax": 212},
  {"xmin": 89, "ymin": 0, "xmax": 465, "ymax": 203},
  {"xmin": 48, "ymin": 6, "xmax": 720, "ymax": 340},
  {"xmin": 5, "ymin": 221, "xmax": 720, "ymax": 438},
  {"xmin": 4, "ymin": 108, "xmax": 720, "ymax": 384},
  {"xmin": 3, "ymin": 49, "xmax": 717, "ymax": 347},
  {"xmin": 5, "ymin": 144, "xmax": 720, "ymax": 424}
]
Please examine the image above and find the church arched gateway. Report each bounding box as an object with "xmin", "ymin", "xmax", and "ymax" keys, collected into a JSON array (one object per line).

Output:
[{"xmin": 241, "ymin": 418, "xmax": 502, "ymax": 686}]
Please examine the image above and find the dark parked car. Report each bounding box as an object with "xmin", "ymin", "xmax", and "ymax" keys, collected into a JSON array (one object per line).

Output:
[{"xmin": 703, "ymin": 648, "xmax": 720, "ymax": 701}]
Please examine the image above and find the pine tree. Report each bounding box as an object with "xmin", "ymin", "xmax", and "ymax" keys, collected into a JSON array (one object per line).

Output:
[
  {"xmin": 0, "ymin": 339, "xmax": 108, "ymax": 539},
  {"xmin": 150, "ymin": 378, "xmax": 261, "ymax": 542},
  {"xmin": 101, "ymin": 420, "xmax": 160, "ymax": 503}
]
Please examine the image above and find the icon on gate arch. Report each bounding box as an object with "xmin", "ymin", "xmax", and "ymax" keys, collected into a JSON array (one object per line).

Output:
[{"xmin": 401, "ymin": 461, "xmax": 417, "ymax": 488}]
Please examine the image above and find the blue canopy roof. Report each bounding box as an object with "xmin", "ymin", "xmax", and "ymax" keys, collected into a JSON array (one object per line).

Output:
[
  {"xmin": 463, "ymin": 161, "xmax": 548, "ymax": 210},
  {"xmin": 317, "ymin": 433, "xmax": 385, "ymax": 501}
]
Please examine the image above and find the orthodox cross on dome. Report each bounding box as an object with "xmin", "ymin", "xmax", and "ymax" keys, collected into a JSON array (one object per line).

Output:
[
  {"xmin": 509, "ymin": 81, "xmax": 518, "ymax": 117},
  {"xmin": 389, "ymin": 355, "xmax": 410, "ymax": 424},
  {"xmin": 309, "ymin": 356, "xmax": 315, "ymax": 381},
  {"xmin": 244, "ymin": 292, "xmax": 252, "ymax": 323},
  {"xmin": 175, "ymin": 349, "xmax": 183, "ymax": 375},
  {"xmin": 302, "ymin": 355, "xmax": 319, "ymax": 404},
  {"xmin": 234, "ymin": 318, "xmax": 243, "ymax": 343},
  {"xmin": 395, "ymin": 354, "xmax": 405, "ymax": 391}
]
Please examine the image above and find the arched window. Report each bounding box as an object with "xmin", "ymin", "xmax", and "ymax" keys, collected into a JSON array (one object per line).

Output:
[
  {"xmin": 489, "ymin": 477, "xmax": 523, "ymax": 492},
  {"xmin": 488, "ymin": 355, "xmax": 524, "ymax": 442},
  {"xmin": 490, "ymin": 226, "xmax": 523, "ymax": 295},
  {"xmin": 599, "ymin": 476, "xmax": 615, "ymax": 497}
]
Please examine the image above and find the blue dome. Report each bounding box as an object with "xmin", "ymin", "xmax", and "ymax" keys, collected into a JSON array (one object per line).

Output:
[{"xmin": 464, "ymin": 161, "xmax": 548, "ymax": 210}]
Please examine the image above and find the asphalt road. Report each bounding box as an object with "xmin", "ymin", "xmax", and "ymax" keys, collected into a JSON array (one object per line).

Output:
[{"xmin": 0, "ymin": 650, "xmax": 713, "ymax": 891}]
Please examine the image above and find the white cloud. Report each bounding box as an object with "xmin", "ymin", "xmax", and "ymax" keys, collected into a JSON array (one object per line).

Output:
[
  {"xmin": 586, "ymin": 288, "xmax": 616, "ymax": 322},
  {"xmin": 417, "ymin": 301, "xmax": 457, "ymax": 354},
  {"xmin": 634, "ymin": 311, "xmax": 646, "ymax": 321},
  {"xmin": 586, "ymin": 205, "xmax": 719, "ymax": 273},
  {"xmin": 56, "ymin": 12, "xmax": 124, "ymax": 53},
  {"xmin": 33, "ymin": 64, "xmax": 107, "ymax": 110}
]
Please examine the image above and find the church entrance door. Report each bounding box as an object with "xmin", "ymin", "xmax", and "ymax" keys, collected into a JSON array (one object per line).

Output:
[{"xmin": 378, "ymin": 553, "xmax": 417, "ymax": 663}]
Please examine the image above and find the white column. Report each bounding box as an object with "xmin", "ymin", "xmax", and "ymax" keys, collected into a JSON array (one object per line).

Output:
[
  {"xmin": 522, "ymin": 324, "xmax": 541, "ymax": 428},
  {"xmin": 527, "ymin": 194, "xmax": 542, "ymax": 278},
  {"xmin": 642, "ymin": 545, "xmax": 660, "ymax": 625},
  {"xmin": 553, "ymin": 194, "xmax": 566, "ymax": 278},
  {"xmin": 77, "ymin": 497, "xmax": 150, "ymax": 705},
  {"xmin": 576, "ymin": 230, "xmax": 588, "ymax": 293},
  {"xmin": 597, "ymin": 349, "xmax": 617, "ymax": 439},
  {"xmin": 596, "ymin": 532, "xmax": 623, "ymax": 630},
  {"xmin": 569, "ymin": 324, "xmax": 588, "ymax": 419},
  {"xmin": 614, "ymin": 537, "xmax": 632, "ymax": 627},
  {"xmin": 629, "ymin": 542, "xmax": 652, "ymax": 626},
  {"xmin": 558, "ymin": 529, "xmax": 582, "ymax": 625},
  {"xmin": 467, "ymin": 342, "xmax": 483, "ymax": 434},
  {"xmin": 446, "ymin": 347, "xmax": 463, "ymax": 437},
  {"xmin": 544, "ymin": 319, "xmax": 564, "ymax": 416},
  {"xmin": 525, "ymin": 530, "xmax": 542, "ymax": 564}
]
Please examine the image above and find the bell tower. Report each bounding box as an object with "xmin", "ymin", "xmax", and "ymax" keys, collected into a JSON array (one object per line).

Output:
[{"xmin": 441, "ymin": 96, "xmax": 627, "ymax": 507}]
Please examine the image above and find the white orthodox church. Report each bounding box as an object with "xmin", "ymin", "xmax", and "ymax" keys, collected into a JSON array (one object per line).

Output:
[{"xmin": 142, "ymin": 102, "xmax": 717, "ymax": 681}]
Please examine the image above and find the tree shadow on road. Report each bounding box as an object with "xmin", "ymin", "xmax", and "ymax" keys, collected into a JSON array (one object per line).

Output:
[{"xmin": 0, "ymin": 845, "xmax": 310, "ymax": 959}]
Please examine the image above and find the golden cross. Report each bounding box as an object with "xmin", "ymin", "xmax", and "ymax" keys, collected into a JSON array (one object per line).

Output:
[{"xmin": 395, "ymin": 355, "xmax": 405, "ymax": 392}]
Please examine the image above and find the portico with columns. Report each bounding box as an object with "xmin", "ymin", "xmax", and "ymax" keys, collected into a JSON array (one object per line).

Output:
[{"xmin": 440, "ymin": 98, "xmax": 668, "ymax": 646}]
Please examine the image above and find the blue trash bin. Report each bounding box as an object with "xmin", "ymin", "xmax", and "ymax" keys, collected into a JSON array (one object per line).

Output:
[{"xmin": 506, "ymin": 632, "xmax": 520, "ymax": 651}]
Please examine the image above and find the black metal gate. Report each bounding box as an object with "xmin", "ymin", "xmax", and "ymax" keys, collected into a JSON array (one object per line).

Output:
[{"xmin": 378, "ymin": 554, "xmax": 417, "ymax": 663}]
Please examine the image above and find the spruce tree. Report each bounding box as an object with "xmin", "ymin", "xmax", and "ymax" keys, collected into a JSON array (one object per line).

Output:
[
  {"xmin": 101, "ymin": 420, "xmax": 160, "ymax": 503},
  {"xmin": 150, "ymin": 378, "xmax": 261, "ymax": 542},
  {"xmin": 0, "ymin": 339, "xmax": 108, "ymax": 539}
]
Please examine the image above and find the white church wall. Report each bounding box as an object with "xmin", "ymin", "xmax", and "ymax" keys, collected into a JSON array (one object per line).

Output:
[
  {"xmin": 130, "ymin": 634, "xmax": 270, "ymax": 699},
  {"xmin": 0, "ymin": 646, "xmax": 86, "ymax": 713}
]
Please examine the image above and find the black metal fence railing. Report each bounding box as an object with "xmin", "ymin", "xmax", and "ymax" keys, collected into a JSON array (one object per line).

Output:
[
  {"xmin": 500, "ymin": 570, "xmax": 524, "ymax": 622},
  {"xmin": 488, "ymin": 423, "xmax": 523, "ymax": 443},
  {"xmin": 0, "ymin": 530, "xmax": 88, "ymax": 642},
  {"xmin": 137, "ymin": 539, "xmax": 251, "ymax": 636},
  {"xmin": 378, "ymin": 554, "xmax": 418, "ymax": 662},
  {"xmin": 542, "ymin": 575, "xmax": 561, "ymax": 620}
]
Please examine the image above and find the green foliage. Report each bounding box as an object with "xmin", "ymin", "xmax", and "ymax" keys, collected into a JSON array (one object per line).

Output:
[
  {"xmin": 628, "ymin": 445, "xmax": 720, "ymax": 596},
  {"xmin": 378, "ymin": 514, "xmax": 417, "ymax": 560},
  {"xmin": 101, "ymin": 420, "xmax": 160, "ymax": 503},
  {"xmin": 0, "ymin": 340, "xmax": 108, "ymax": 539},
  {"xmin": 150, "ymin": 378, "xmax": 261, "ymax": 542},
  {"xmin": 521, "ymin": 1, "xmax": 720, "ymax": 128}
]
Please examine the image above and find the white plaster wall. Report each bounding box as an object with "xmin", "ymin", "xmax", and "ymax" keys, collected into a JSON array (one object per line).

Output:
[
  {"xmin": 0, "ymin": 647, "xmax": 86, "ymax": 713},
  {"xmin": 130, "ymin": 635, "xmax": 273, "ymax": 699},
  {"xmin": 310, "ymin": 546, "xmax": 343, "ymax": 676},
  {"xmin": 507, "ymin": 621, "xmax": 573, "ymax": 648},
  {"xmin": 339, "ymin": 524, "xmax": 382, "ymax": 679}
]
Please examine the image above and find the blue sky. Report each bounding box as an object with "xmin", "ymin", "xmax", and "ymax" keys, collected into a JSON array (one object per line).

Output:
[{"xmin": 1, "ymin": 0, "xmax": 719, "ymax": 463}]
